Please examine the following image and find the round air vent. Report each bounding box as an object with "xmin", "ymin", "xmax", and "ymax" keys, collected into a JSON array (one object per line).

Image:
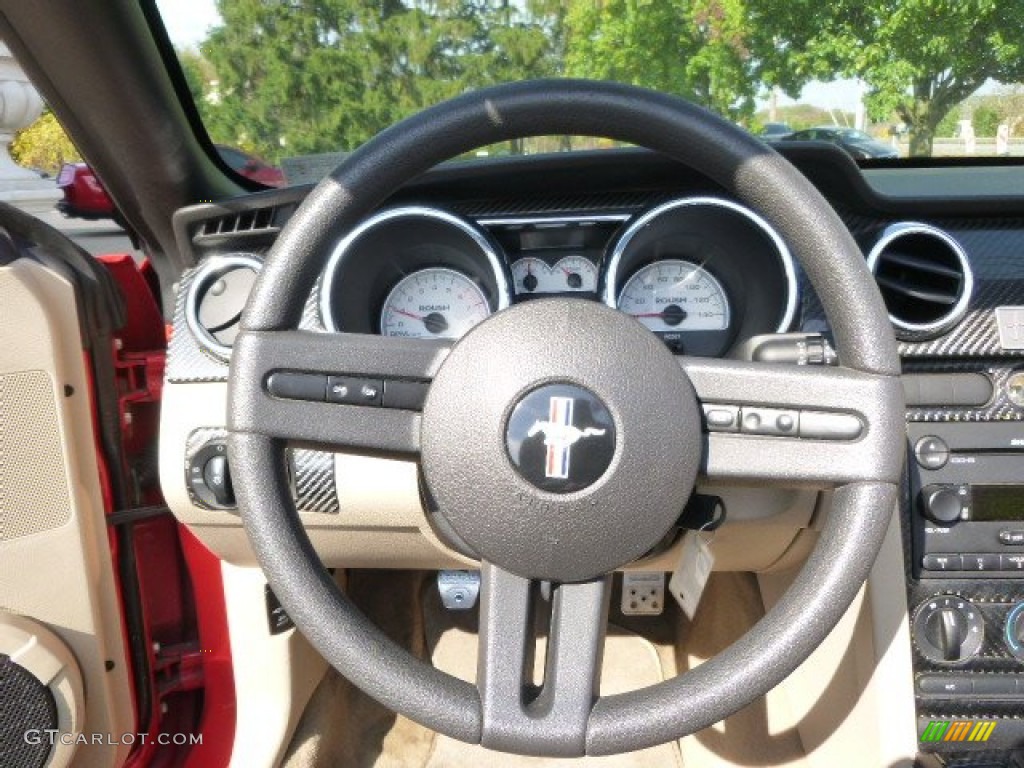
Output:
[
  {"xmin": 867, "ymin": 222, "xmax": 973, "ymax": 337},
  {"xmin": 185, "ymin": 253, "xmax": 262, "ymax": 359}
]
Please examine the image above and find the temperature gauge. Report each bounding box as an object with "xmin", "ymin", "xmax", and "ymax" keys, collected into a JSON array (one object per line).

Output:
[
  {"xmin": 510, "ymin": 257, "xmax": 554, "ymax": 295},
  {"xmin": 553, "ymin": 255, "xmax": 598, "ymax": 292}
]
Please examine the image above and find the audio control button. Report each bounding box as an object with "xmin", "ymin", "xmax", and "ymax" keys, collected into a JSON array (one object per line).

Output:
[
  {"xmin": 922, "ymin": 554, "xmax": 962, "ymax": 572},
  {"xmin": 963, "ymin": 554, "xmax": 1000, "ymax": 571},
  {"xmin": 999, "ymin": 530, "xmax": 1024, "ymax": 546},
  {"xmin": 914, "ymin": 435, "xmax": 949, "ymax": 469},
  {"xmin": 1001, "ymin": 554, "xmax": 1024, "ymax": 571}
]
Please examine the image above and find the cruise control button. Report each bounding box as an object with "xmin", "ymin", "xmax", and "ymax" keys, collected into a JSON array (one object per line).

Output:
[
  {"xmin": 327, "ymin": 376, "xmax": 383, "ymax": 406},
  {"xmin": 999, "ymin": 530, "xmax": 1024, "ymax": 546},
  {"xmin": 702, "ymin": 404, "xmax": 740, "ymax": 432},
  {"xmin": 914, "ymin": 435, "xmax": 950, "ymax": 470},
  {"xmin": 266, "ymin": 372, "xmax": 327, "ymax": 401},
  {"xmin": 922, "ymin": 554, "xmax": 962, "ymax": 571},
  {"xmin": 798, "ymin": 411, "xmax": 863, "ymax": 440},
  {"xmin": 962, "ymin": 553, "xmax": 1000, "ymax": 571},
  {"xmin": 917, "ymin": 675, "xmax": 973, "ymax": 696},
  {"xmin": 739, "ymin": 407, "xmax": 799, "ymax": 436}
]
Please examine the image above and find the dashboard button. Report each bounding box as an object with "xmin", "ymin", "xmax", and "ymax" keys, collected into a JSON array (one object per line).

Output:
[
  {"xmin": 962, "ymin": 553, "xmax": 1000, "ymax": 572},
  {"xmin": 917, "ymin": 675, "xmax": 973, "ymax": 696},
  {"xmin": 267, "ymin": 372, "xmax": 327, "ymax": 401},
  {"xmin": 913, "ymin": 435, "xmax": 950, "ymax": 469},
  {"xmin": 972, "ymin": 676, "xmax": 1019, "ymax": 696},
  {"xmin": 999, "ymin": 530, "xmax": 1024, "ymax": 546},
  {"xmin": 1001, "ymin": 554, "xmax": 1024, "ymax": 571},
  {"xmin": 798, "ymin": 411, "xmax": 863, "ymax": 440},
  {"xmin": 327, "ymin": 376, "xmax": 383, "ymax": 406},
  {"xmin": 382, "ymin": 380, "xmax": 429, "ymax": 411},
  {"xmin": 922, "ymin": 554, "xmax": 962, "ymax": 572}
]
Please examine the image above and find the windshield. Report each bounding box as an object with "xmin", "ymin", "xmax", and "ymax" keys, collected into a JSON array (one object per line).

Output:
[{"xmin": 155, "ymin": 0, "xmax": 1024, "ymax": 186}]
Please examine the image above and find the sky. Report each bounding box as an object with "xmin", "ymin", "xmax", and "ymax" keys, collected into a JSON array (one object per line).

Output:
[
  {"xmin": 154, "ymin": 0, "xmax": 866, "ymax": 114},
  {"xmin": 156, "ymin": 0, "xmax": 221, "ymax": 49}
]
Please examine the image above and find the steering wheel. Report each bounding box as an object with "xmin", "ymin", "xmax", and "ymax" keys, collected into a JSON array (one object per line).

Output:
[{"xmin": 228, "ymin": 80, "xmax": 904, "ymax": 757}]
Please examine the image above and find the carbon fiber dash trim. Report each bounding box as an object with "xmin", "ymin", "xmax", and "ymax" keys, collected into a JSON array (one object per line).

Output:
[
  {"xmin": 185, "ymin": 428, "xmax": 338, "ymax": 514},
  {"xmin": 167, "ymin": 267, "xmax": 232, "ymax": 382},
  {"xmin": 902, "ymin": 361, "xmax": 1024, "ymax": 422},
  {"xmin": 291, "ymin": 448, "xmax": 340, "ymax": 515}
]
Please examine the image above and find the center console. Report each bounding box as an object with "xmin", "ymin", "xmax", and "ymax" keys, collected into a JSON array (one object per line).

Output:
[{"xmin": 908, "ymin": 421, "xmax": 1024, "ymax": 763}]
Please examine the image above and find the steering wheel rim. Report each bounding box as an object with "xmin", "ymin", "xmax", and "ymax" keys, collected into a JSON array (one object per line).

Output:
[{"xmin": 228, "ymin": 79, "xmax": 904, "ymax": 756}]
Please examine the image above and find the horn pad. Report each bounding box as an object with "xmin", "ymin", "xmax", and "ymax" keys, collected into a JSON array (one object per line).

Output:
[{"xmin": 420, "ymin": 300, "xmax": 702, "ymax": 582}]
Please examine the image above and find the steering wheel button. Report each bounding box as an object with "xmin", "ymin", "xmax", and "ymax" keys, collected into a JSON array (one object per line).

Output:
[
  {"xmin": 327, "ymin": 376, "xmax": 382, "ymax": 406},
  {"xmin": 266, "ymin": 371, "xmax": 327, "ymax": 402},
  {"xmin": 702, "ymin": 404, "xmax": 739, "ymax": 431},
  {"xmin": 798, "ymin": 411, "xmax": 863, "ymax": 441},
  {"xmin": 776, "ymin": 413, "xmax": 795, "ymax": 432},
  {"xmin": 382, "ymin": 380, "xmax": 429, "ymax": 411}
]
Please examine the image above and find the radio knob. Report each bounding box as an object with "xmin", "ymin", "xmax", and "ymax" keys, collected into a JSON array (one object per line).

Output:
[
  {"xmin": 913, "ymin": 596, "xmax": 984, "ymax": 664},
  {"xmin": 920, "ymin": 484, "xmax": 966, "ymax": 525}
]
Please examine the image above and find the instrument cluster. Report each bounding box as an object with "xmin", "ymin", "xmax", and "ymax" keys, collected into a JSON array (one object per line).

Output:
[
  {"xmin": 187, "ymin": 196, "xmax": 798, "ymax": 361},
  {"xmin": 315, "ymin": 196, "xmax": 798, "ymax": 357}
]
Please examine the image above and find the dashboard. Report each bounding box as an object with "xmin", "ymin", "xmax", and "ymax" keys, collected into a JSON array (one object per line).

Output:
[{"xmin": 159, "ymin": 145, "xmax": 1024, "ymax": 764}]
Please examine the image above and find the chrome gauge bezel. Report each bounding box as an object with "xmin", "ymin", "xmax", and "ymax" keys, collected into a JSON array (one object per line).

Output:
[
  {"xmin": 616, "ymin": 258, "xmax": 732, "ymax": 332},
  {"xmin": 319, "ymin": 205, "xmax": 511, "ymax": 333},
  {"xmin": 601, "ymin": 196, "xmax": 799, "ymax": 333},
  {"xmin": 185, "ymin": 252, "xmax": 263, "ymax": 360}
]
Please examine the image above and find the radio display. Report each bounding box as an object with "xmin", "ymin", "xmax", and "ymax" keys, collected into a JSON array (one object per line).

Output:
[{"xmin": 972, "ymin": 485, "xmax": 1024, "ymax": 522}]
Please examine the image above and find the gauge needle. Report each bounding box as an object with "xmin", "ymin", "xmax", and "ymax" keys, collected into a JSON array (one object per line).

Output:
[{"xmin": 389, "ymin": 307, "xmax": 424, "ymax": 321}]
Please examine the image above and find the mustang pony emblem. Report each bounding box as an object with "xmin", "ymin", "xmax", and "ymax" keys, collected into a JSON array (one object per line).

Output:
[{"xmin": 526, "ymin": 396, "xmax": 606, "ymax": 479}]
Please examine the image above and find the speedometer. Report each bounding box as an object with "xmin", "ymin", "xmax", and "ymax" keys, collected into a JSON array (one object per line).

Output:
[
  {"xmin": 380, "ymin": 267, "xmax": 490, "ymax": 339},
  {"xmin": 617, "ymin": 259, "xmax": 730, "ymax": 332}
]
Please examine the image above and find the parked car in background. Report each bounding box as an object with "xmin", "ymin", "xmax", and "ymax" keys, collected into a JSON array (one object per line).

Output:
[
  {"xmin": 57, "ymin": 145, "xmax": 284, "ymax": 224},
  {"xmin": 782, "ymin": 126, "xmax": 900, "ymax": 159},
  {"xmin": 759, "ymin": 121, "xmax": 793, "ymax": 141}
]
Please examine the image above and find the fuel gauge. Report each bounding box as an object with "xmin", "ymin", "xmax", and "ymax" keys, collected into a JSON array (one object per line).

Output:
[{"xmin": 511, "ymin": 257, "xmax": 555, "ymax": 295}]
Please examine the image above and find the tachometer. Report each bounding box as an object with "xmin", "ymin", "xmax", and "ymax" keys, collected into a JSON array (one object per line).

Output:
[
  {"xmin": 380, "ymin": 267, "xmax": 490, "ymax": 339},
  {"xmin": 617, "ymin": 259, "xmax": 730, "ymax": 332}
]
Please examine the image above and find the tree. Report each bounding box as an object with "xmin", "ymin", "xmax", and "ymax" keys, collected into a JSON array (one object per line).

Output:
[
  {"xmin": 11, "ymin": 111, "xmax": 80, "ymax": 176},
  {"xmin": 757, "ymin": 0, "xmax": 1024, "ymax": 156},
  {"xmin": 565, "ymin": 0, "xmax": 758, "ymax": 122},
  {"xmin": 196, "ymin": 0, "xmax": 563, "ymax": 163}
]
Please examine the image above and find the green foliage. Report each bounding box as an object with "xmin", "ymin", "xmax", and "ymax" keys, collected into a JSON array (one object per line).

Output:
[
  {"xmin": 195, "ymin": 0, "xmax": 564, "ymax": 163},
  {"xmin": 756, "ymin": 0, "xmax": 1024, "ymax": 155},
  {"xmin": 11, "ymin": 110, "xmax": 81, "ymax": 175},
  {"xmin": 972, "ymin": 104, "xmax": 1001, "ymax": 137},
  {"xmin": 565, "ymin": 0, "xmax": 757, "ymax": 121}
]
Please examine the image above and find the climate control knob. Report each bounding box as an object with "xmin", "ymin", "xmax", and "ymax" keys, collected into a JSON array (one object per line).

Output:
[
  {"xmin": 913, "ymin": 596, "xmax": 984, "ymax": 664},
  {"xmin": 919, "ymin": 484, "xmax": 968, "ymax": 525}
]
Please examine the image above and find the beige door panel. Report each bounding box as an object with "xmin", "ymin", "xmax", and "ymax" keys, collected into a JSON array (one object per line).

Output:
[{"xmin": 0, "ymin": 259, "xmax": 134, "ymax": 767}]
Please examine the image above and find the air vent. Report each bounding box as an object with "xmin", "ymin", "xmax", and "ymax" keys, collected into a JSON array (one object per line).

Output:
[
  {"xmin": 867, "ymin": 223, "xmax": 973, "ymax": 337},
  {"xmin": 195, "ymin": 207, "xmax": 279, "ymax": 241}
]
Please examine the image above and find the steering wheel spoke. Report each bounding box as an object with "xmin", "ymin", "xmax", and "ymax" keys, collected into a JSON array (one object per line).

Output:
[
  {"xmin": 229, "ymin": 329, "xmax": 450, "ymax": 456},
  {"xmin": 681, "ymin": 357, "xmax": 905, "ymax": 486},
  {"xmin": 477, "ymin": 562, "xmax": 611, "ymax": 757}
]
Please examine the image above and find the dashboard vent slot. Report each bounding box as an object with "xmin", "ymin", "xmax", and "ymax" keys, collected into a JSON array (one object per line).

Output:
[
  {"xmin": 195, "ymin": 207, "xmax": 279, "ymax": 241},
  {"xmin": 867, "ymin": 223, "xmax": 972, "ymax": 337}
]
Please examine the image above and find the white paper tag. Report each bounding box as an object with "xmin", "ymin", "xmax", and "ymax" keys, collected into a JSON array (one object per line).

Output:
[{"xmin": 669, "ymin": 531, "xmax": 714, "ymax": 620}]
